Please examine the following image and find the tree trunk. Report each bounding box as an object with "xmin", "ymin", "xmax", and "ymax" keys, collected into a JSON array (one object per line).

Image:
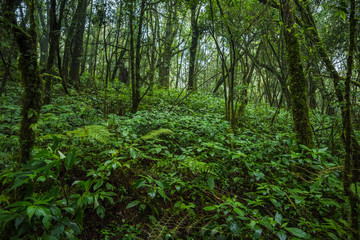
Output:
[
  {"xmin": 281, "ymin": 0, "xmax": 314, "ymax": 147},
  {"xmin": 2, "ymin": 0, "xmax": 43, "ymax": 163},
  {"xmin": 44, "ymin": 0, "xmax": 67, "ymax": 104},
  {"xmin": 131, "ymin": 0, "xmax": 146, "ymax": 113},
  {"xmin": 69, "ymin": 0, "xmax": 88, "ymax": 91},
  {"xmin": 188, "ymin": 0, "xmax": 199, "ymax": 91},
  {"xmin": 80, "ymin": 0, "xmax": 93, "ymax": 76},
  {"xmin": 343, "ymin": 0, "xmax": 359, "ymax": 238},
  {"xmin": 36, "ymin": 0, "xmax": 49, "ymax": 69},
  {"xmin": 159, "ymin": 1, "xmax": 177, "ymax": 89}
]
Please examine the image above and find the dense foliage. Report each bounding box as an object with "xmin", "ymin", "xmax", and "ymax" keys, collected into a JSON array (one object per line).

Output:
[
  {"xmin": 0, "ymin": 0, "xmax": 359, "ymax": 239},
  {"xmin": 0, "ymin": 82, "xmax": 354, "ymax": 239}
]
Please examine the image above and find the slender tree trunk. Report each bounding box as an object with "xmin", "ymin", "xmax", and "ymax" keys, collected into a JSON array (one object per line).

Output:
[
  {"xmin": 36, "ymin": 0, "xmax": 49, "ymax": 69},
  {"xmin": 281, "ymin": 0, "xmax": 314, "ymax": 147},
  {"xmin": 80, "ymin": 0, "xmax": 93, "ymax": 76},
  {"xmin": 0, "ymin": 42, "xmax": 15, "ymax": 97},
  {"xmin": 159, "ymin": 1, "xmax": 177, "ymax": 89},
  {"xmin": 131, "ymin": 0, "xmax": 146, "ymax": 113},
  {"xmin": 188, "ymin": 0, "xmax": 199, "ymax": 91}
]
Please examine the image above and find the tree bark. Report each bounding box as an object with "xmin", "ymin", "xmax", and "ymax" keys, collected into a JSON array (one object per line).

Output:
[
  {"xmin": 188, "ymin": 0, "xmax": 199, "ymax": 91},
  {"xmin": 159, "ymin": 0, "xmax": 177, "ymax": 89},
  {"xmin": 44, "ymin": 0, "xmax": 67, "ymax": 104},
  {"xmin": 2, "ymin": 0, "xmax": 43, "ymax": 163},
  {"xmin": 281, "ymin": 0, "xmax": 314, "ymax": 147},
  {"xmin": 69, "ymin": 0, "xmax": 88, "ymax": 90}
]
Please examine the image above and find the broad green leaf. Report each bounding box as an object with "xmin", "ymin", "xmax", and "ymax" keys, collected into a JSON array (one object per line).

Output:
[
  {"xmin": 234, "ymin": 207, "xmax": 244, "ymax": 216},
  {"xmin": 27, "ymin": 206, "xmax": 36, "ymax": 221},
  {"xmin": 130, "ymin": 148, "xmax": 137, "ymax": 159},
  {"xmin": 275, "ymin": 212, "xmax": 282, "ymax": 224},
  {"xmin": 37, "ymin": 176, "xmax": 46, "ymax": 182},
  {"xmin": 126, "ymin": 200, "xmax": 140, "ymax": 209},
  {"xmin": 229, "ymin": 222, "xmax": 241, "ymax": 235},
  {"xmin": 93, "ymin": 179, "xmax": 104, "ymax": 191},
  {"xmin": 285, "ymin": 227, "xmax": 307, "ymax": 238},
  {"xmin": 96, "ymin": 206, "xmax": 105, "ymax": 218},
  {"xmin": 203, "ymin": 206, "xmax": 218, "ymax": 211},
  {"xmin": 277, "ymin": 231, "xmax": 287, "ymax": 240}
]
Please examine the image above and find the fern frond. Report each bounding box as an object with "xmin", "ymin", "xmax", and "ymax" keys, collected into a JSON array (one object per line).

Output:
[
  {"xmin": 141, "ymin": 128, "xmax": 174, "ymax": 141},
  {"xmin": 66, "ymin": 125, "xmax": 113, "ymax": 143}
]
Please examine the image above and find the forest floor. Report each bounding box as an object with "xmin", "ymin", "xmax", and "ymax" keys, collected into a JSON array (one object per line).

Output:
[{"xmin": 0, "ymin": 83, "xmax": 354, "ymax": 239}]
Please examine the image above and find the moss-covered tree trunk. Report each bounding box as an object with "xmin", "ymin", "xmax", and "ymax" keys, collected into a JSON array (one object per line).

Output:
[
  {"xmin": 343, "ymin": 0, "xmax": 359, "ymax": 238},
  {"xmin": 280, "ymin": 0, "xmax": 314, "ymax": 148},
  {"xmin": 2, "ymin": 0, "xmax": 42, "ymax": 163}
]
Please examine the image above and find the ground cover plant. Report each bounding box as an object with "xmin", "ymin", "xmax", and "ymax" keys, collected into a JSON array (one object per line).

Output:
[
  {"xmin": 0, "ymin": 0, "xmax": 359, "ymax": 239},
  {"xmin": 0, "ymin": 83, "xmax": 355, "ymax": 239}
]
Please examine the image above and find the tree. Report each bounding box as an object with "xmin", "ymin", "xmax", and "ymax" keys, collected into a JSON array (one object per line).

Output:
[
  {"xmin": 187, "ymin": 0, "xmax": 200, "ymax": 91},
  {"xmin": 44, "ymin": 0, "xmax": 68, "ymax": 104},
  {"xmin": 280, "ymin": 0, "xmax": 314, "ymax": 147},
  {"xmin": 1, "ymin": 0, "xmax": 42, "ymax": 163},
  {"xmin": 63, "ymin": 0, "xmax": 88, "ymax": 91}
]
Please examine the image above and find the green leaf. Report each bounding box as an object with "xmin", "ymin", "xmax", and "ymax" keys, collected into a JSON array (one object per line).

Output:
[
  {"xmin": 207, "ymin": 177, "xmax": 215, "ymax": 190},
  {"xmin": 285, "ymin": 227, "xmax": 307, "ymax": 238},
  {"xmin": 203, "ymin": 205, "xmax": 218, "ymax": 211},
  {"xmin": 335, "ymin": 10, "xmax": 346, "ymax": 21},
  {"xmin": 93, "ymin": 179, "xmax": 104, "ymax": 191},
  {"xmin": 42, "ymin": 215, "xmax": 52, "ymax": 229},
  {"xmin": 126, "ymin": 200, "xmax": 140, "ymax": 209},
  {"xmin": 37, "ymin": 176, "xmax": 46, "ymax": 182},
  {"xmin": 234, "ymin": 207, "xmax": 244, "ymax": 216},
  {"xmin": 96, "ymin": 206, "xmax": 105, "ymax": 218},
  {"xmin": 158, "ymin": 189, "xmax": 169, "ymax": 200},
  {"xmin": 327, "ymin": 232, "xmax": 339, "ymax": 240},
  {"xmin": 130, "ymin": 148, "xmax": 137, "ymax": 159},
  {"xmin": 275, "ymin": 212, "xmax": 282, "ymax": 224},
  {"xmin": 277, "ymin": 231, "xmax": 287, "ymax": 240},
  {"xmin": 154, "ymin": 180, "xmax": 165, "ymax": 188},
  {"xmin": 27, "ymin": 206, "xmax": 36, "ymax": 221},
  {"xmin": 229, "ymin": 222, "xmax": 241, "ymax": 235},
  {"xmin": 65, "ymin": 148, "xmax": 77, "ymax": 170}
]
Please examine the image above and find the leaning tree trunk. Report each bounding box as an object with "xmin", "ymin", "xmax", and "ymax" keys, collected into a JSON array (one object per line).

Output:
[
  {"xmin": 281, "ymin": 0, "xmax": 314, "ymax": 148},
  {"xmin": 2, "ymin": 0, "xmax": 43, "ymax": 163}
]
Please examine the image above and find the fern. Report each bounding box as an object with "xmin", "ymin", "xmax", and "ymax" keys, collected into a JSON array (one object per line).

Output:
[
  {"xmin": 141, "ymin": 128, "xmax": 174, "ymax": 141},
  {"xmin": 66, "ymin": 125, "xmax": 113, "ymax": 143},
  {"xmin": 180, "ymin": 157, "xmax": 213, "ymax": 174}
]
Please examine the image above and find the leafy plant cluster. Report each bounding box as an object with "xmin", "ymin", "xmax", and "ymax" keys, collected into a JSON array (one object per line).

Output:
[{"xmin": 0, "ymin": 85, "xmax": 352, "ymax": 239}]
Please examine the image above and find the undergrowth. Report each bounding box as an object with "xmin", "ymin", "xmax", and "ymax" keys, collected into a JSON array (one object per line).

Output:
[{"xmin": 0, "ymin": 83, "xmax": 352, "ymax": 239}]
